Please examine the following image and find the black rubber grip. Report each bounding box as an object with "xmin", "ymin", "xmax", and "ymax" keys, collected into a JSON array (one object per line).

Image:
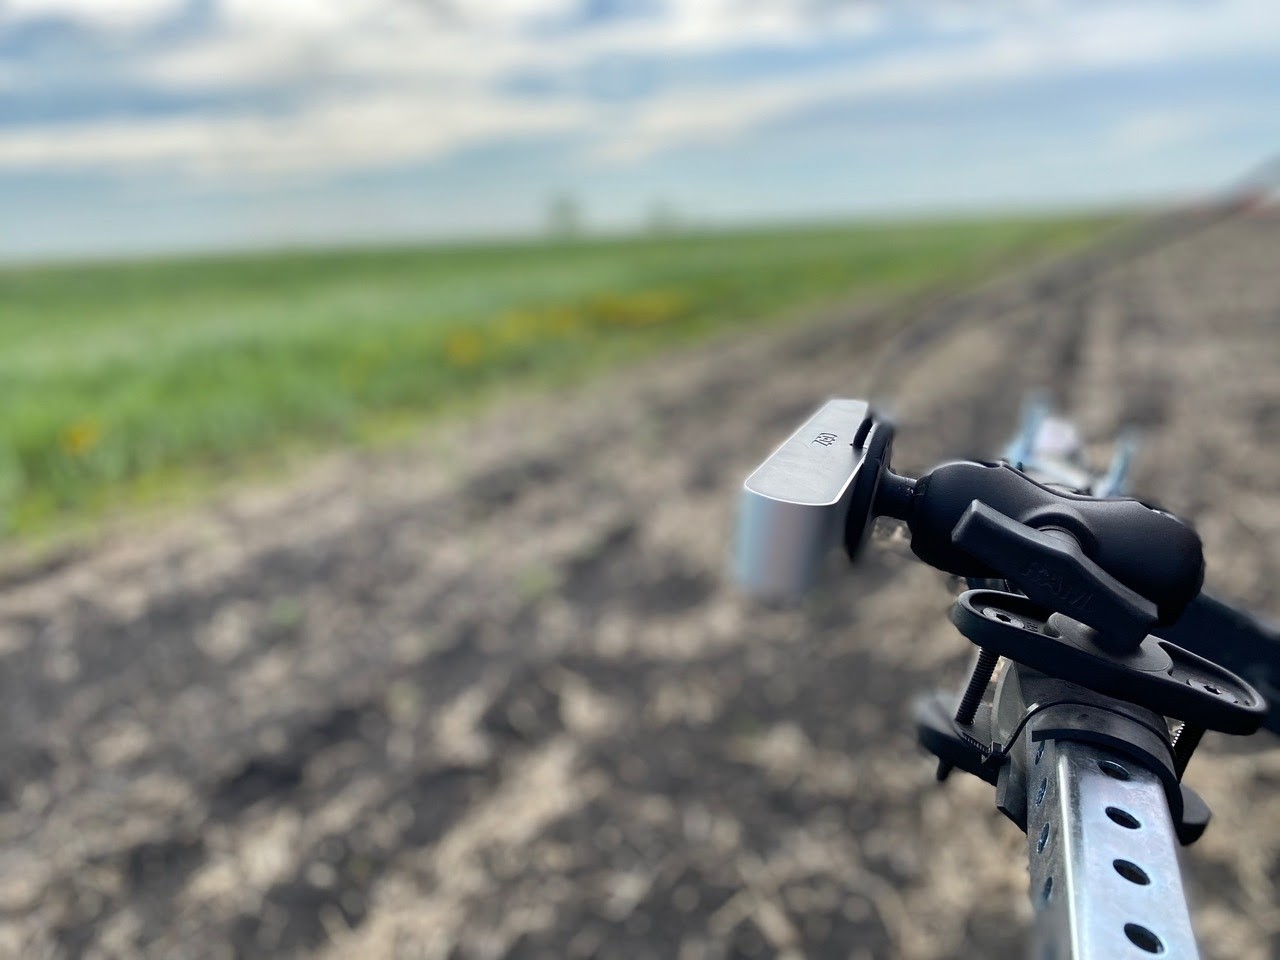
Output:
[
  {"xmin": 900, "ymin": 461, "xmax": 1204, "ymax": 626},
  {"xmin": 952, "ymin": 501, "xmax": 1159, "ymax": 644}
]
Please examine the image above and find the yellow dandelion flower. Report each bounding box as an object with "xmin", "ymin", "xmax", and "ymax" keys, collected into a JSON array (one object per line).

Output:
[
  {"xmin": 544, "ymin": 306, "xmax": 583, "ymax": 336},
  {"xmin": 496, "ymin": 310, "xmax": 540, "ymax": 346},
  {"xmin": 443, "ymin": 330, "xmax": 486, "ymax": 367},
  {"xmin": 591, "ymin": 290, "xmax": 686, "ymax": 328},
  {"xmin": 61, "ymin": 419, "xmax": 102, "ymax": 458}
]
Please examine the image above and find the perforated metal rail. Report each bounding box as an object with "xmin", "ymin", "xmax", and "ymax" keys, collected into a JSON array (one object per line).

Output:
[{"xmin": 1028, "ymin": 739, "xmax": 1199, "ymax": 959}]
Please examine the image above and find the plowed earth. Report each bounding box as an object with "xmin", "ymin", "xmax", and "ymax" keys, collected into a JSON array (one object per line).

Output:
[{"xmin": 1, "ymin": 214, "xmax": 1277, "ymax": 960}]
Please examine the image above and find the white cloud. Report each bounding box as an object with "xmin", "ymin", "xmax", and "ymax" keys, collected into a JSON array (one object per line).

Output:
[
  {"xmin": 0, "ymin": 90, "xmax": 590, "ymax": 176},
  {"xmin": 0, "ymin": 0, "xmax": 1276, "ymax": 178},
  {"xmin": 134, "ymin": 0, "xmax": 879, "ymax": 93},
  {"xmin": 595, "ymin": 0, "xmax": 1280, "ymax": 161},
  {"xmin": 0, "ymin": 0, "xmax": 181, "ymax": 31},
  {"xmin": 1108, "ymin": 109, "xmax": 1230, "ymax": 157}
]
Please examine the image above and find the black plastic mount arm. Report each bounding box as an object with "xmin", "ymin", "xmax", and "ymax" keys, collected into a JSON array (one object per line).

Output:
[
  {"xmin": 953, "ymin": 502, "xmax": 1159, "ymax": 647},
  {"xmin": 879, "ymin": 460, "xmax": 1205, "ymax": 642},
  {"xmin": 1158, "ymin": 590, "xmax": 1280, "ymax": 734}
]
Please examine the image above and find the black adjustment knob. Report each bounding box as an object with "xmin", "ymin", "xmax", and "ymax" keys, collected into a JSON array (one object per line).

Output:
[
  {"xmin": 897, "ymin": 460, "xmax": 1203, "ymax": 627},
  {"xmin": 952, "ymin": 501, "xmax": 1158, "ymax": 649}
]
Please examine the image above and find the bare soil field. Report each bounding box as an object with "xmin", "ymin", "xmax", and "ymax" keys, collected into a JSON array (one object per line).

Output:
[{"xmin": 0, "ymin": 213, "xmax": 1277, "ymax": 960}]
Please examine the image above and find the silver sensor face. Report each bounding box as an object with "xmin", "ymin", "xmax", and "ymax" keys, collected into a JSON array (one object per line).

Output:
[{"xmin": 733, "ymin": 398, "xmax": 873, "ymax": 599}]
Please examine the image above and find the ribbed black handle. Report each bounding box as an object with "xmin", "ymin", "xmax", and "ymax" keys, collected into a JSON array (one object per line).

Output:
[
  {"xmin": 952, "ymin": 501, "xmax": 1159, "ymax": 647},
  {"xmin": 897, "ymin": 461, "xmax": 1203, "ymax": 626}
]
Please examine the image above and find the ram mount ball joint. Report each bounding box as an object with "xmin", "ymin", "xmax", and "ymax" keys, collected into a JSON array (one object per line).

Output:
[{"xmin": 734, "ymin": 398, "xmax": 1280, "ymax": 960}]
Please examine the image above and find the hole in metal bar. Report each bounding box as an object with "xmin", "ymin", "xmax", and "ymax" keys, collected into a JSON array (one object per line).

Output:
[
  {"xmin": 1035, "ymin": 740, "xmax": 1045, "ymax": 766},
  {"xmin": 1114, "ymin": 860, "xmax": 1151, "ymax": 885},
  {"xmin": 1124, "ymin": 923, "xmax": 1164, "ymax": 953},
  {"xmin": 1037, "ymin": 821, "xmax": 1051, "ymax": 854},
  {"xmin": 1042, "ymin": 876, "xmax": 1053, "ymax": 903},
  {"xmin": 1098, "ymin": 760, "xmax": 1131, "ymax": 781},
  {"xmin": 1035, "ymin": 777, "xmax": 1048, "ymax": 806},
  {"xmin": 1106, "ymin": 806, "xmax": 1141, "ymax": 829}
]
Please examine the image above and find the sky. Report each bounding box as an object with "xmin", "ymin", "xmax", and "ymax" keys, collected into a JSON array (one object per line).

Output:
[{"xmin": 0, "ymin": 0, "xmax": 1278, "ymax": 261}]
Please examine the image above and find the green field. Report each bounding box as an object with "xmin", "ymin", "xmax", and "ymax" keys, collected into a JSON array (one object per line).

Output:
[{"xmin": 0, "ymin": 215, "xmax": 1116, "ymax": 537}]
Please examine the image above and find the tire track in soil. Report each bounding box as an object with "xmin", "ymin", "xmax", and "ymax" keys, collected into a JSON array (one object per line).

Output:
[{"xmin": 0, "ymin": 214, "xmax": 1277, "ymax": 960}]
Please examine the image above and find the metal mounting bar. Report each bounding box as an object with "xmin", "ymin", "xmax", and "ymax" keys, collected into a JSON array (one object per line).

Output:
[{"xmin": 1028, "ymin": 738, "xmax": 1200, "ymax": 960}]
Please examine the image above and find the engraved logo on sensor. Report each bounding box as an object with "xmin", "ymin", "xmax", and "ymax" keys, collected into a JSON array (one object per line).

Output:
[{"xmin": 812, "ymin": 433, "xmax": 838, "ymax": 447}]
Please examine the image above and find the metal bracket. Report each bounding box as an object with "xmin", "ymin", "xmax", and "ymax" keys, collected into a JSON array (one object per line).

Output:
[
  {"xmin": 916, "ymin": 660, "xmax": 1212, "ymax": 846},
  {"xmin": 952, "ymin": 590, "xmax": 1266, "ymax": 736}
]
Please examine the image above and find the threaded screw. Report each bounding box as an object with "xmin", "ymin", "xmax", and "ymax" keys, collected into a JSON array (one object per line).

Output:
[{"xmin": 955, "ymin": 649, "xmax": 1000, "ymax": 725}]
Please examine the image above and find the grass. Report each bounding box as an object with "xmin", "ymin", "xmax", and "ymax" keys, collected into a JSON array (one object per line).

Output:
[{"xmin": 0, "ymin": 214, "xmax": 1117, "ymax": 538}]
